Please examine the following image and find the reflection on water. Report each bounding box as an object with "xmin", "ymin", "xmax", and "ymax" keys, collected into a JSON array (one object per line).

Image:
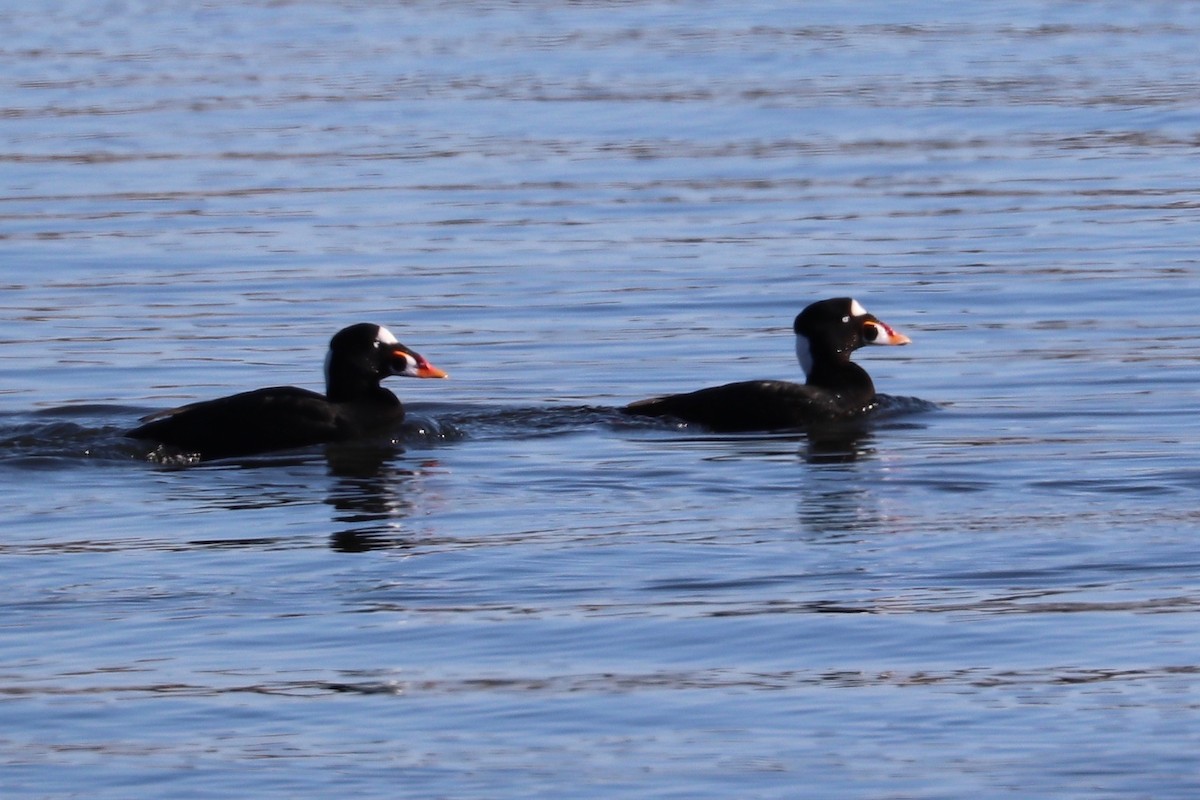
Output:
[
  {"xmin": 324, "ymin": 444, "xmax": 423, "ymax": 552},
  {"xmin": 796, "ymin": 485, "xmax": 882, "ymax": 539},
  {"xmin": 4, "ymin": 1, "xmax": 1200, "ymax": 798}
]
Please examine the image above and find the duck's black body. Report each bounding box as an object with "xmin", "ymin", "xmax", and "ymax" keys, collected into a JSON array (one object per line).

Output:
[
  {"xmin": 625, "ymin": 379, "xmax": 865, "ymax": 432},
  {"xmin": 127, "ymin": 323, "xmax": 447, "ymax": 460},
  {"xmin": 624, "ymin": 298, "xmax": 909, "ymax": 432},
  {"xmin": 127, "ymin": 385, "xmax": 397, "ymax": 460}
]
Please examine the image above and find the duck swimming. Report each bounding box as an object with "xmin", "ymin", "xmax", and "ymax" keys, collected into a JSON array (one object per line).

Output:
[
  {"xmin": 127, "ymin": 323, "xmax": 447, "ymax": 459},
  {"xmin": 622, "ymin": 298, "xmax": 910, "ymax": 432}
]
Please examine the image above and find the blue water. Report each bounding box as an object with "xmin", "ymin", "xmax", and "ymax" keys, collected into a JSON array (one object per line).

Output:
[{"xmin": 3, "ymin": 1, "xmax": 1200, "ymax": 798}]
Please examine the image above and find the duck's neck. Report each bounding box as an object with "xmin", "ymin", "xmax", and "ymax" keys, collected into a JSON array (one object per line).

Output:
[
  {"xmin": 327, "ymin": 382, "xmax": 399, "ymax": 406},
  {"xmin": 805, "ymin": 358, "xmax": 876, "ymax": 405},
  {"xmin": 325, "ymin": 358, "xmax": 397, "ymax": 405}
]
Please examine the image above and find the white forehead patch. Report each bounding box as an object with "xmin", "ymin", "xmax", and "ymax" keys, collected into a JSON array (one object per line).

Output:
[
  {"xmin": 375, "ymin": 325, "xmax": 399, "ymax": 345},
  {"xmin": 849, "ymin": 299, "xmax": 868, "ymax": 318}
]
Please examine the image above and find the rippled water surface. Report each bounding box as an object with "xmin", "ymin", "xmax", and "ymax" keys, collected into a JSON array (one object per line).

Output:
[{"xmin": 3, "ymin": 1, "xmax": 1200, "ymax": 798}]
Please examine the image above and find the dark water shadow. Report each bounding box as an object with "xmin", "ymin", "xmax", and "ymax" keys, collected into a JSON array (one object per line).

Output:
[
  {"xmin": 429, "ymin": 402, "xmax": 630, "ymax": 439},
  {"xmin": 0, "ymin": 405, "xmax": 149, "ymax": 467}
]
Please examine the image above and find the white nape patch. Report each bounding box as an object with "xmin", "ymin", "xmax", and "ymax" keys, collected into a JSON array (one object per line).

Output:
[
  {"xmin": 375, "ymin": 325, "xmax": 399, "ymax": 345},
  {"xmin": 794, "ymin": 334, "xmax": 814, "ymax": 378},
  {"xmin": 849, "ymin": 299, "xmax": 868, "ymax": 318}
]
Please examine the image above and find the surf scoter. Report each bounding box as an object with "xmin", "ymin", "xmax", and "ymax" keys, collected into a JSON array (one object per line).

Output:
[
  {"xmin": 127, "ymin": 323, "xmax": 447, "ymax": 459},
  {"xmin": 623, "ymin": 298, "xmax": 910, "ymax": 432}
]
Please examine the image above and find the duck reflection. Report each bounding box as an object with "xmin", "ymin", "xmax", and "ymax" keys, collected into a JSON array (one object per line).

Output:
[
  {"xmin": 801, "ymin": 424, "xmax": 876, "ymax": 464},
  {"xmin": 323, "ymin": 442, "xmax": 431, "ymax": 553},
  {"xmin": 794, "ymin": 426, "xmax": 891, "ymax": 539},
  {"xmin": 795, "ymin": 483, "xmax": 882, "ymax": 539}
]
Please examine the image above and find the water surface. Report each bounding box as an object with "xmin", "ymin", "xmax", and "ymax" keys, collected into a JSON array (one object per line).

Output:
[{"xmin": 2, "ymin": 1, "xmax": 1200, "ymax": 798}]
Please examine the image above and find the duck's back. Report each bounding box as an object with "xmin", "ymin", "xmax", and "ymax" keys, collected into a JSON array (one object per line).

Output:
[
  {"xmin": 624, "ymin": 380, "xmax": 856, "ymax": 432},
  {"xmin": 128, "ymin": 386, "xmax": 356, "ymax": 459}
]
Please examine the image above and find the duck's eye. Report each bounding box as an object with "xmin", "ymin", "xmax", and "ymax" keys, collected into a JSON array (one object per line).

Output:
[{"xmin": 841, "ymin": 315, "xmax": 851, "ymax": 323}]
